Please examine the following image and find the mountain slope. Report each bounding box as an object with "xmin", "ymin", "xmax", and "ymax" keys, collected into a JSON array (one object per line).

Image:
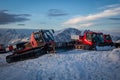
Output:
[
  {"xmin": 0, "ymin": 29, "xmax": 35, "ymax": 46},
  {"xmin": 54, "ymin": 28, "xmax": 81, "ymax": 42}
]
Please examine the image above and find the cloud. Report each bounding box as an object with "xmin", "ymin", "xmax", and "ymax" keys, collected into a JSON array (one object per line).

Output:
[
  {"xmin": 17, "ymin": 24, "xmax": 26, "ymax": 26},
  {"xmin": 0, "ymin": 10, "xmax": 30, "ymax": 25},
  {"xmin": 63, "ymin": 4, "xmax": 120, "ymax": 28},
  {"xmin": 79, "ymin": 23, "xmax": 95, "ymax": 27},
  {"xmin": 108, "ymin": 18, "xmax": 120, "ymax": 20},
  {"xmin": 48, "ymin": 9, "xmax": 68, "ymax": 17},
  {"xmin": 67, "ymin": 22, "xmax": 96, "ymax": 28},
  {"xmin": 99, "ymin": 4, "xmax": 120, "ymax": 10},
  {"xmin": 64, "ymin": 7, "xmax": 120, "ymax": 25}
]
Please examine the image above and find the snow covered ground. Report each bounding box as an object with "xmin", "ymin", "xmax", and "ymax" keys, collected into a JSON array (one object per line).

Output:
[{"xmin": 0, "ymin": 48, "xmax": 120, "ymax": 80}]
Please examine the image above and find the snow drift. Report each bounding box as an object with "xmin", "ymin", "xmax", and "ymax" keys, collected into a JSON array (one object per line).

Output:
[{"xmin": 0, "ymin": 48, "xmax": 120, "ymax": 80}]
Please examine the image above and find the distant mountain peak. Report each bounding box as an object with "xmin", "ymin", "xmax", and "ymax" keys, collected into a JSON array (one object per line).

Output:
[{"xmin": 54, "ymin": 28, "xmax": 81, "ymax": 42}]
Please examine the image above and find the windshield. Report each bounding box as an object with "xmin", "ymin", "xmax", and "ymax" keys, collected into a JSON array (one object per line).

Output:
[
  {"xmin": 105, "ymin": 35, "xmax": 111, "ymax": 40},
  {"xmin": 92, "ymin": 33, "xmax": 104, "ymax": 43},
  {"xmin": 97, "ymin": 34, "xmax": 104, "ymax": 43},
  {"xmin": 43, "ymin": 30, "xmax": 54, "ymax": 42}
]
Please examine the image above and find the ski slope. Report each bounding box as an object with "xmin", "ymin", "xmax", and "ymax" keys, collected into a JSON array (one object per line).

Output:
[{"xmin": 0, "ymin": 48, "xmax": 120, "ymax": 80}]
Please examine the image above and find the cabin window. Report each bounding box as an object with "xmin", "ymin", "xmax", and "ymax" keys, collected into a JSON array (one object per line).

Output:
[
  {"xmin": 34, "ymin": 33, "xmax": 43, "ymax": 42},
  {"xmin": 86, "ymin": 33, "xmax": 92, "ymax": 41}
]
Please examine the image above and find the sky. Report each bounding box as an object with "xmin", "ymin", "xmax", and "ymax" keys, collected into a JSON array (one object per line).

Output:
[{"xmin": 0, "ymin": 0, "xmax": 120, "ymax": 31}]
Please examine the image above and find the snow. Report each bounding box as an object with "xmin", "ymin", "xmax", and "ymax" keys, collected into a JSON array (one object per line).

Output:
[
  {"xmin": 0, "ymin": 48, "xmax": 120, "ymax": 80},
  {"xmin": 116, "ymin": 40, "xmax": 120, "ymax": 43},
  {"xmin": 109, "ymin": 48, "xmax": 120, "ymax": 62}
]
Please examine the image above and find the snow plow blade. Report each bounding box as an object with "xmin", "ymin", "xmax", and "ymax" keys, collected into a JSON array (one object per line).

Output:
[
  {"xmin": 6, "ymin": 47, "xmax": 47, "ymax": 63},
  {"xmin": 0, "ymin": 50, "xmax": 7, "ymax": 54},
  {"xmin": 95, "ymin": 46, "xmax": 115, "ymax": 51}
]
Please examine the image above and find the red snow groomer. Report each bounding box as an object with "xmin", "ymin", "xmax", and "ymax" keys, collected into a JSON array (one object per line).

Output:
[
  {"xmin": 6, "ymin": 29, "xmax": 55, "ymax": 63},
  {"xmin": 71, "ymin": 31, "xmax": 113, "ymax": 50}
]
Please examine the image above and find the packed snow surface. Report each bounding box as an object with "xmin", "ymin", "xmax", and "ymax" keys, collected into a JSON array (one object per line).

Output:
[{"xmin": 0, "ymin": 48, "xmax": 120, "ymax": 80}]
